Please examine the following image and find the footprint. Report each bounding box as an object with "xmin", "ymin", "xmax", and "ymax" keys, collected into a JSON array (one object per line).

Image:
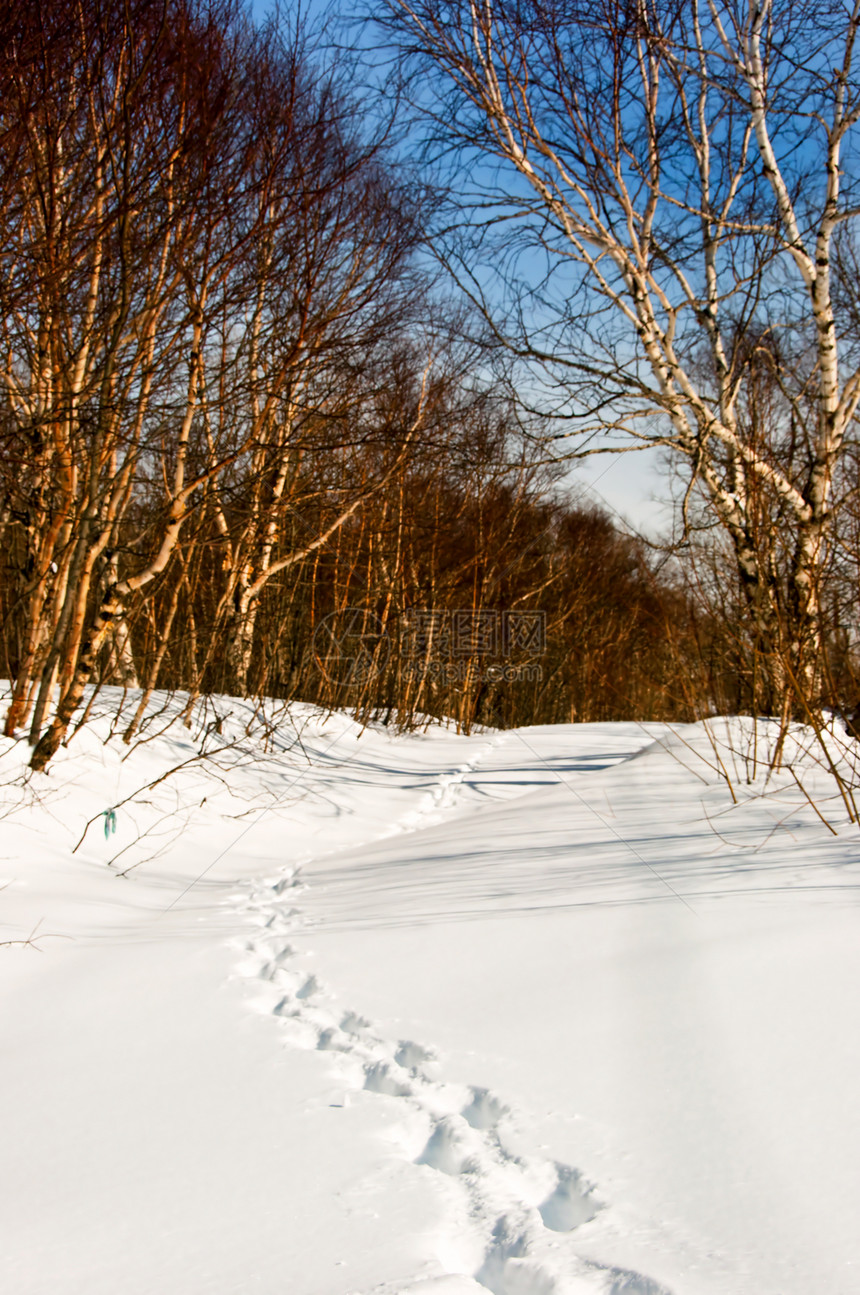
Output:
[
  {"xmin": 416, "ymin": 1115, "xmax": 472, "ymax": 1175},
  {"xmin": 257, "ymin": 946, "xmax": 295, "ymax": 980},
  {"xmin": 363, "ymin": 1060, "xmax": 412, "ymax": 1097},
  {"xmin": 538, "ymin": 1163, "xmax": 600, "ymax": 1232},
  {"xmin": 316, "ymin": 1026, "xmax": 349, "ymax": 1052},
  {"xmin": 475, "ymin": 1218, "xmax": 555, "ymax": 1295},
  {"xmin": 296, "ymin": 974, "xmax": 320, "ymax": 1000},
  {"xmin": 341, "ymin": 1010, "xmax": 372, "ymax": 1035},
  {"xmin": 396, "ymin": 1039, "xmax": 437, "ymax": 1072},
  {"xmin": 272, "ymin": 870, "xmax": 303, "ymax": 895},
  {"xmin": 260, "ymin": 910, "xmax": 297, "ymax": 930},
  {"xmin": 462, "ymin": 1087, "xmax": 508, "ymax": 1131}
]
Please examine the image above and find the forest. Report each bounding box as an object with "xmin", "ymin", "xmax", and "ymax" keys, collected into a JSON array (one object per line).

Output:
[{"xmin": 3, "ymin": 0, "xmax": 860, "ymax": 771}]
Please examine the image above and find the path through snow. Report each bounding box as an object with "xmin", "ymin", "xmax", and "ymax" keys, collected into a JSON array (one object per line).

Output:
[
  {"xmin": 236, "ymin": 874, "xmax": 672, "ymax": 1295},
  {"xmin": 3, "ymin": 697, "xmax": 860, "ymax": 1295}
]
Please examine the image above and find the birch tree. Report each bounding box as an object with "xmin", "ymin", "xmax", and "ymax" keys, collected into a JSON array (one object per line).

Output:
[
  {"xmin": 381, "ymin": 0, "xmax": 860, "ymax": 712},
  {"xmin": 0, "ymin": 0, "xmax": 260, "ymax": 768},
  {"xmin": 200, "ymin": 37, "xmax": 427, "ymax": 695}
]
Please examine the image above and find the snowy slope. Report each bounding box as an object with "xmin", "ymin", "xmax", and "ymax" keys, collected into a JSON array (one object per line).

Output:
[{"xmin": 1, "ymin": 691, "xmax": 859, "ymax": 1295}]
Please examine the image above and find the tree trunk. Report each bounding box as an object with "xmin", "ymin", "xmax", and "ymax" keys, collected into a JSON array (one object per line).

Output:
[{"xmin": 30, "ymin": 589, "xmax": 124, "ymax": 772}]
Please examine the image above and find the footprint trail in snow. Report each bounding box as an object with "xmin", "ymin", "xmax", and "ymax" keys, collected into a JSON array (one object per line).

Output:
[
  {"xmin": 388, "ymin": 736, "xmax": 505, "ymax": 836},
  {"xmin": 234, "ymin": 856, "xmax": 674, "ymax": 1295}
]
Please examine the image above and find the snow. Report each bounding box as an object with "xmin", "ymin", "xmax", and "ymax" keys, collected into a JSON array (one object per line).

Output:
[{"xmin": 1, "ymin": 690, "xmax": 859, "ymax": 1295}]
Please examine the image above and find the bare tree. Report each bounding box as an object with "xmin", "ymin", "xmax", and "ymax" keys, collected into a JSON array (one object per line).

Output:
[
  {"xmin": 0, "ymin": 0, "xmax": 266, "ymax": 768},
  {"xmin": 380, "ymin": 0, "xmax": 860, "ymax": 714},
  {"xmin": 198, "ymin": 32, "xmax": 429, "ymax": 696}
]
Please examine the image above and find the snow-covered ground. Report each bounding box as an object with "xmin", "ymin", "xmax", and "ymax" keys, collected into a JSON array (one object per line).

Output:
[{"xmin": 2, "ymin": 690, "xmax": 859, "ymax": 1295}]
